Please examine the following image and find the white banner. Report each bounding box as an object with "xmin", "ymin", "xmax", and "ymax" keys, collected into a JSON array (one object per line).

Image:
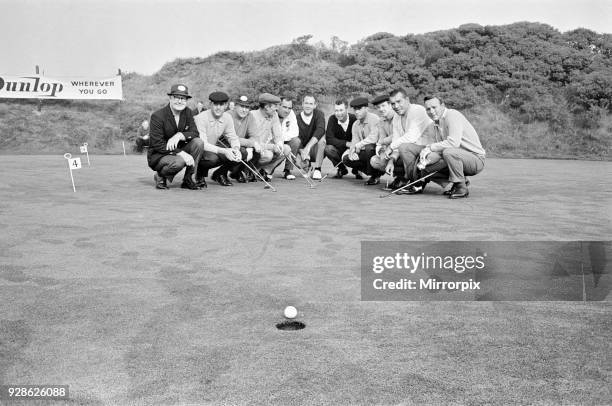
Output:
[{"xmin": 0, "ymin": 74, "xmax": 122, "ymax": 100}]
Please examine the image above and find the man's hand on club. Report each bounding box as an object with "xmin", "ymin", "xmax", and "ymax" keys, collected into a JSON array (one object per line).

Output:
[
  {"xmin": 166, "ymin": 133, "xmax": 185, "ymax": 151},
  {"xmin": 222, "ymin": 148, "xmax": 239, "ymax": 162},
  {"xmin": 385, "ymin": 159, "xmax": 394, "ymax": 176},
  {"xmin": 419, "ymin": 146, "xmax": 431, "ymax": 161},
  {"xmin": 176, "ymin": 151, "xmax": 194, "ymax": 166}
]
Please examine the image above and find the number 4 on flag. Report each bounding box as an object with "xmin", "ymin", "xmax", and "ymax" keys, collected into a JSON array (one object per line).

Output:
[{"xmin": 70, "ymin": 157, "xmax": 82, "ymax": 169}]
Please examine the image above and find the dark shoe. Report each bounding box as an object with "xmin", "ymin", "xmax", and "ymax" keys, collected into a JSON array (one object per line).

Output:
[
  {"xmin": 154, "ymin": 173, "xmax": 168, "ymax": 190},
  {"xmin": 196, "ymin": 177, "xmax": 208, "ymax": 189},
  {"xmin": 212, "ymin": 171, "xmax": 232, "ymax": 186},
  {"xmin": 449, "ymin": 183, "xmax": 469, "ymax": 199},
  {"xmin": 180, "ymin": 178, "xmax": 200, "ymax": 190},
  {"xmin": 365, "ymin": 176, "xmax": 380, "ymax": 186},
  {"xmin": 245, "ymin": 170, "xmax": 257, "ymax": 182},
  {"xmin": 259, "ymin": 168, "xmax": 272, "ymax": 181},
  {"xmin": 222, "ymin": 174, "xmax": 233, "ymax": 186},
  {"xmin": 352, "ymin": 168, "xmax": 364, "ymax": 180},
  {"xmin": 390, "ymin": 177, "xmax": 406, "ymax": 190},
  {"xmin": 230, "ymin": 171, "xmax": 247, "ymax": 183},
  {"xmin": 444, "ymin": 179, "xmax": 470, "ymax": 195},
  {"xmin": 396, "ymin": 185, "xmax": 424, "ymax": 195}
]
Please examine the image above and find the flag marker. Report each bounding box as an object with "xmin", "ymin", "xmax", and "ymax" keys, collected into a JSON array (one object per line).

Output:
[
  {"xmin": 122, "ymin": 141, "xmax": 126, "ymax": 156},
  {"xmin": 64, "ymin": 153, "xmax": 81, "ymax": 192},
  {"xmin": 80, "ymin": 143, "xmax": 90, "ymax": 166}
]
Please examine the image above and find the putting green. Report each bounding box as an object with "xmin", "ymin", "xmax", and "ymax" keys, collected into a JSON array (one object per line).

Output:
[{"xmin": 0, "ymin": 155, "xmax": 610, "ymax": 405}]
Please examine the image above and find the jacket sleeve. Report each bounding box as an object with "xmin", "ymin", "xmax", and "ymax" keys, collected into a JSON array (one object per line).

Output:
[
  {"xmin": 326, "ymin": 117, "xmax": 345, "ymax": 150},
  {"xmin": 182, "ymin": 109, "xmax": 199, "ymax": 142},
  {"xmin": 312, "ymin": 110, "xmax": 326, "ymax": 142},
  {"xmin": 148, "ymin": 111, "xmax": 171, "ymax": 155}
]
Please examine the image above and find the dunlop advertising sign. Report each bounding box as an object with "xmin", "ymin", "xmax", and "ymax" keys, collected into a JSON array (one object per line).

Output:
[{"xmin": 0, "ymin": 74, "xmax": 122, "ymax": 100}]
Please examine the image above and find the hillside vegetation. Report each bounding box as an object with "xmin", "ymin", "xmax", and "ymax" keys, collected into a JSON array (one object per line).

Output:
[{"xmin": 1, "ymin": 22, "xmax": 610, "ymax": 158}]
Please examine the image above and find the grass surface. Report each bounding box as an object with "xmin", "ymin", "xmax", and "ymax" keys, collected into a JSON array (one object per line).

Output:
[{"xmin": 0, "ymin": 155, "xmax": 611, "ymax": 405}]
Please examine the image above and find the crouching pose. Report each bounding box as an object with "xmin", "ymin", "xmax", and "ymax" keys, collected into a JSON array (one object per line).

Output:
[
  {"xmin": 368, "ymin": 94, "xmax": 406, "ymax": 188},
  {"xmin": 324, "ymin": 99, "xmax": 356, "ymax": 179},
  {"xmin": 147, "ymin": 84, "xmax": 204, "ymax": 190},
  {"xmin": 398, "ymin": 96, "xmax": 485, "ymax": 198},
  {"xmin": 251, "ymin": 93, "xmax": 291, "ymax": 181},
  {"xmin": 194, "ymin": 91, "xmax": 242, "ymax": 187},
  {"xmin": 341, "ymin": 97, "xmax": 379, "ymax": 184},
  {"xmin": 230, "ymin": 95, "xmax": 262, "ymax": 182}
]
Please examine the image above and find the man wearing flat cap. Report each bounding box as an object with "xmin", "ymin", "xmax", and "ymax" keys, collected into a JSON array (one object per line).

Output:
[
  {"xmin": 147, "ymin": 84, "xmax": 204, "ymax": 190},
  {"xmin": 230, "ymin": 95, "xmax": 261, "ymax": 182},
  {"xmin": 369, "ymin": 94, "xmax": 406, "ymax": 188},
  {"xmin": 194, "ymin": 91, "xmax": 242, "ymax": 187},
  {"xmin": 250, "ymin": 93, "xmax": 289, "ymax": 180},
  {"xmin": 341, "ymin": 96, "xmax": 380, "ymax": 184}
]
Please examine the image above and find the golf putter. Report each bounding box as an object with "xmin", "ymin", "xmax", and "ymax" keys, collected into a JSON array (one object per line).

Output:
[
  {"xmin": 218, "ymin": 140, "xmax": 277, "ymax": 191},
  {"xmin": 287, "ymin": 152, "xmax": 316, "ymax": 189},
  {"xmin": 319, "ymin": 161, "xmax": 344, "ymax": 182},
  {"xmin": 379, "ymin": 171, "xmax": 438, "ymax": 198}
]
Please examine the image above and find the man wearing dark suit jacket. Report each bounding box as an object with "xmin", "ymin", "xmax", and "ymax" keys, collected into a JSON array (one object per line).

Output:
[
  {"xmin": 147, "ymin": 84, "xmax": 204, "ymax": 190},
  {"xmin": 324, "ymin": 99, "xmax": 356, "ymax": 179}
]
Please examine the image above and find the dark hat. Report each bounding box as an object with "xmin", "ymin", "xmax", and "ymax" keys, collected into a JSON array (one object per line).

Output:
[
  {"xmin": 258, "ymin": 93, "xmax": 281, "ymax": 104},
  {"xmin": 167, "ymin": 84, "xmax": 192, "ymax": 98},
  {"xmin": 371, "ymin": 94, "xmax": 390, "ymax": 106},
  {"xmin": 209, "ymin": 91, "xmax": 230, "ymax": 103},
  {"xmin": 350, "ymin": 97, "xmax": 369, "ymax": 108},
  {"xmin": 235, "ymin": 95, "xmax": 251, "ymax": 107}
]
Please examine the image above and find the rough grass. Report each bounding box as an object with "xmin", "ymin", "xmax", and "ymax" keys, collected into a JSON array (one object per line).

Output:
[
  {"xmin": 0, "ymin": 156, "xmax": 610, "ymax": 405},
  {"xmin": 1, "ymin": 100, "xmax": 610, "ymax": 160}
]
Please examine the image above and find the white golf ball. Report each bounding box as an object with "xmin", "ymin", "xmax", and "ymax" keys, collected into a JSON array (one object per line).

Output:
[{"xmin": 284, "ymin": 306, "xmax": 298, "ymax": 319}]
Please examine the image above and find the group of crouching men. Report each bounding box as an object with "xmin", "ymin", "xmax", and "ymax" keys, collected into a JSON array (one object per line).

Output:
[{"xmin": 147, "ymin": 83, "xmax": 485, "ymax": 198}]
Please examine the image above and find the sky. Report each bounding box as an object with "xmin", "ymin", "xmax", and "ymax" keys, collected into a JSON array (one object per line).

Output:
[{"xmin": 1, "ymin": 0, "xmax": 610, "ymax": 77}]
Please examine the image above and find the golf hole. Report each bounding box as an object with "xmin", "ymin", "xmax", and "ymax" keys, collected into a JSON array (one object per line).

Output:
[{"xmin": 276, "ymin": 321, "xmax": 306, "ymax": 331}]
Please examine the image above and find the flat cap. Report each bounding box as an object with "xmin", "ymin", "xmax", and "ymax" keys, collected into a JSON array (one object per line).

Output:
[
  {"xmin": 209, "ymin": 91, "xmax": 230, "ymax": 103},
  {"xmin": 258, "ymin": 93, "xmax": 281, "ymax": 104},
  {"xmin": 168, "ymin": 84, "xmax": 191, "ymax": 98},
  {"xmin": 350, "ymin": 97, "xmax": 369, "ymax": 108},
  {"xmin": 235, "ymin": 95, "xmax": 251, "ymax": 107},
  {"xmin": 371, "ymin": 94, "xmax": 390, "ymax": 105}
]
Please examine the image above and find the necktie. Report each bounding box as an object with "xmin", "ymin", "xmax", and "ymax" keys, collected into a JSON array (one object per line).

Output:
[{"xmin": 434, "ymin": 121, "xmax": 442, "ymax": 142}]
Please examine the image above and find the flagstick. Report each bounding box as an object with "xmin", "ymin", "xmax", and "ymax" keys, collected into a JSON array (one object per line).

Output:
[
  {"xmin": 122, "ymin": 141, "xmax": 126, "ymax": 156},
  {"xmin": 64, "ymin": 153, "xmax": 76, "ymax": 192}
]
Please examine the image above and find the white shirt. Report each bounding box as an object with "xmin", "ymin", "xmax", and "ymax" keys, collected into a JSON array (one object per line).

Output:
[
  {"xmin": 280, "ymin": 110, "xmax": 299, "ymax": 142},
  {"xmin": 390, "ymin": 104, "xmax": 433, "ymax": 149},
  {"xmin": 300, "ymin": 111, "xmax": 313, "ymax": 125},
  {"xmin": 338, "ymin": 117, "xmax": 350, "ymax": 132}
]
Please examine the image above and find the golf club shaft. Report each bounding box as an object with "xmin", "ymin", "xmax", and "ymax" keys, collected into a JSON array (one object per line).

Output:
[
  {"xmin": 287, "ymin": 152, "xmax": 316, "ymax": 187},
  {"xmin": 319, "ymin": 161, "xmax": 344, "ymax": 182},
  {"xmin": 218, "ymin": 140, "xmax": 277, "ymax": 191},
  {"xmin": 379, "ymin": 171, "xmax": 438, "ymax": 198}
]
